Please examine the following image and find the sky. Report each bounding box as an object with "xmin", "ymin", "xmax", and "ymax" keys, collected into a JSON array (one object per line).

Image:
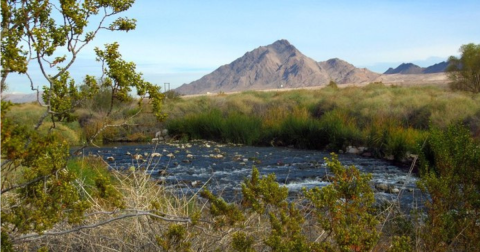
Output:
[{"xmin": 5, "ymin": 0, "xmax": 480, "ymax": 93}]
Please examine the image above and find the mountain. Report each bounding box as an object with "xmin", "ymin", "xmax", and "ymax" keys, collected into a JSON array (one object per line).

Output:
[
  {"xmin": 423, "ymin": 61, "xmax": 449, "ymax": 74},
  {"xmin": 2, "ymin": 92, "xmax": 43, "ymax": 104},
  {"xmin": 384, "ymin": 63, "xmax": 424, "ymax": 74},
  {"xmin": 384, "ymin": 61, "xmax": 449, "ymax": 75},
  {"xmin": 318, "ymin": 58, "xmax": 380, "ymax": 84},
  {"xmin": 175, "ymin": 40, "xmax": 380, "ymax": 95}
]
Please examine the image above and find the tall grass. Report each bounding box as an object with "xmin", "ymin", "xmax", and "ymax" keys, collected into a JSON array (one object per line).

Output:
[
  {"xmin": 222, "ymin": 112, "xmax": 262, "ymax": 145},
  {"xmin": 5, "ymin": 103, "xmax": 83, "ymax": 145},
  {"xmin": 162, "ymin": 84, "xmax": 480, "ymax": 160}
]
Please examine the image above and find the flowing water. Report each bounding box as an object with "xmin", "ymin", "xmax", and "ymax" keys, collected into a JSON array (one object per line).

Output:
[{"xmin": 77, "ymin": 141, "xmax": 426, "ymax": 210}]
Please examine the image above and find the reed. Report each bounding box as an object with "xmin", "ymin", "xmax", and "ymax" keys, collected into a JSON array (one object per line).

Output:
[
  {"xmin": 162, "ymin": 84, "xmax": 480, "ymax": 159},
  {"xmin": 222, "ymin": 112, "xmax": 262, "ymax": 145}
]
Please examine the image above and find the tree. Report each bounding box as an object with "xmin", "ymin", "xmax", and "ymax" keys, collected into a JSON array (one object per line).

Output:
[
  {"xmin": 447, "ymin": 43, "xmax": 480, "ymax": 93},
  {"xmin": 1, "ymin": 0, "xmax": 164, "ymax": 249}
]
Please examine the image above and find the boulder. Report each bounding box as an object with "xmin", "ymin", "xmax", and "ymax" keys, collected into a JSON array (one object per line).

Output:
[
  {"xmin": 154, "ymin": 129, "xmax": 169, "ymax": 141},
  {"xmin": 151, "ymin": 153, "xmax": 162, "ymax": 158},
  {"xmin": 346, "ymin": 146, "xmax": 360, "ymax": 154},
  {"xmin": 358, "ymin": 146, "xmax": 368, "ymax": 152},
  {"xmin": 390, "ymin": 188, "xmax": 400, "ymax": 194},
  {"xmin": 375, "ymin": 183, "xmax": 389, "ymax": 192}
]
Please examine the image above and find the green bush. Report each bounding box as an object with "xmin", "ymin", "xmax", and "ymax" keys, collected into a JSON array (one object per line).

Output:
[
  {"xmin": 304, "ymin": 153, "xmax": 379, "ymax": 251},
  {"xmin": 418, "ymin": 124, "xmax": 480, "ymax": 251}
]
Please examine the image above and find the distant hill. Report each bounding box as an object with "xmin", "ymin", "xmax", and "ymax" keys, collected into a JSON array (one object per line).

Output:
[
  {"xmin": 318, "ymin": 58, "xmax": 380, "ymax": 84},
  {"xmin": 423, "ymin": 61, "xmax": 449, "ymax": 74},
  {"xmin": 2, "ymin": 92, "xmax": 43, "ymax": 104},
  {"xmin": 384, "ymin": 63, "xmax": 424, "ymax": 74},
  {"xmin": 175, "ymin": 40, "xmax": 380, "ymax": 95},
  {"xmin": 384, "ymin": 61, "xmax": 449, "ymax": 74}
]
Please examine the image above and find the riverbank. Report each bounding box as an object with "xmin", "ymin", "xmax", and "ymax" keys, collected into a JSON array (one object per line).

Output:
[{"xmin": 164, "ymin": 83, "xmax": 480, "ymax": 168}]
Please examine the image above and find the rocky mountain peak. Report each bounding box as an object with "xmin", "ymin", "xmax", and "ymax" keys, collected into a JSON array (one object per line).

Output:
[
  {"xmin": 175, "ymin": 40, "xmax": 381, "ymax": 95},
  {"xmin": 270, "ymin": 39, "xmax": 291, "ymax": 48}
]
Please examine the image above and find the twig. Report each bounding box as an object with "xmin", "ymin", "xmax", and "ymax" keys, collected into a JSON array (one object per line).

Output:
[
  {"xmin": 1, "ymin": 175, "xmax": 50, "ymax": 194},
  {"xmin": 14, "ymin": 210, "xmax": 191, "ymax": 242}
]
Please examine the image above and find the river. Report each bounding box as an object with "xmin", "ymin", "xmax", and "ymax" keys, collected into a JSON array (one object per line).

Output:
[{"xmin": 77, "ymin": 140, "xmax": 426, "ymax": 210}]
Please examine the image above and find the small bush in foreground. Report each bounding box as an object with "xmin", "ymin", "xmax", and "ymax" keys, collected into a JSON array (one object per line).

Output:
[
  {"xmin": 418, "ymin": 124, "xmax": 480, "ymax": 251},
  {"xmin": 305, "ymin": 153, "xmax": 379, "ymax": 251}
]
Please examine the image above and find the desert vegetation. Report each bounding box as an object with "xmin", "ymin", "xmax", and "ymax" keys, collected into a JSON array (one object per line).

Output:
[
  {"xmin": 2, "ymin": 0, "xmax": 480, "ymax": 251},
  {"xmin": 165, "ymin": 83, "xmax": 480, "ymax": 162},
  {"xmin": 4, "ymin": 82, "xmax": 480, "ymax": 251}
]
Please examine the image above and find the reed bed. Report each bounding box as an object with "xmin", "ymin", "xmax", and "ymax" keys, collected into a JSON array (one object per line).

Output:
[{"xmin": 164, "ymin": 84, "xmax": 480, "ymax": 161}]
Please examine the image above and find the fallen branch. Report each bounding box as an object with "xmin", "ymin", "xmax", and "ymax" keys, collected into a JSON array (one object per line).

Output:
[{"xmin": 14, "ymin": 210, "xmax": 191, "ymax": 242}]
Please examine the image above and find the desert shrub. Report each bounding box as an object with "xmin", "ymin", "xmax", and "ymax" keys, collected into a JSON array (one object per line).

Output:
[
  {"xmin": 163, "ymin": 90, "xmax": 182, "ymax": 101},
  {"xmin": 405, "ymin": 105, "xmax": 432, "ymax": 129},
  {"xmin": 67, "ymin": 157, "xmax": 124, "ymax": 209},
  {"xmin": 304, "ymin": 153, "xmax": 379, "ymax": 251},
  {"xmin": 388, "ymin": 236, "xmax": 413, "ymax": 252},
  {"xmin": 259, "ymin": 102, "xmax": 295, "ymax": 129},
  {"xmin": 310, "ymin": 98, "xmax": 338, "ymax": 118},
  {"xmin": 327, "ymin": 80, "xmax": 338, "ymax": 89},
  {"xmin": 417, "ymin": 124, "xmax": 480, "ymax": 251},
  {"xmin": 232, "ymin": 232, "xmax": 255, "ymax": 252}
]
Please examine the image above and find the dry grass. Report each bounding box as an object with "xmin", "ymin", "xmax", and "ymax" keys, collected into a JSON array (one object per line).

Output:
[
  {"xmin": 7, "ymin": 152, "xmax": 440, "ymax": 252},
  {"xmin": 9, "ymin": 154, "xmax": 265, "ymax": 251},
  {"xmin": 10, "ymin": 153, "xmax": 325, "ymax": 251}
]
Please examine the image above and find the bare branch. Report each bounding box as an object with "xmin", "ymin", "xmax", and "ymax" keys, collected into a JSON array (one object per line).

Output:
[
  {"xmin": 14, "ymin": 210, "xmax": 192, "ymax": 242},
  {"xmin": 1, "ymin": 175, "xmax": 50, "ymax": 194}
]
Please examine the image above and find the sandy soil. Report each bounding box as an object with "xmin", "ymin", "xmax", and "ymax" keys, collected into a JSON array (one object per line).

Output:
[{"xmin": 181, "ymin": 73, "xmax": 449, "ymax": 98}]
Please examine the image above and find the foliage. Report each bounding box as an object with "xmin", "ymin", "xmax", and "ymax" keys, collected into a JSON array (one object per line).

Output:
[
  {"xmin": 241, "ymin": 167, "xmax": 288, "ymax": 214},
  {"xmin": 164, "ymin": 90, "xmax": 182, "ymax": 101},
  {"xmin": 222, "ymin": 166, "xmax": 310, "ymax": 251},
  {"xmin": 200, "ymin": 189, "xmax": 245, "ymax": 227},
  {"xmin": 94, "ymin": 42, "xmax": 165, "ymax": 120},
  {"xmin": 304, "ymin": 153, "xmax": 379, "ymax": 252},
  {"xmin": 232, "ymin": 231, "xmax": 255, "ymax": 252},
  {"xmin": 222, "ymin": 112, "xmax": 262, "ymax": 145},
  {"xmin": 388, "ymin": 236, "xmax": 413, "ymax": 252},
  {"xmin": 319, "ymin": 110, "xmax": 362, "ymax": 151},
  {"xmin": 156, "ymin": 224, "xmax": 192, "ymax": 252},
  {"xmin": 327, "ymin": 80, "xmax": 339, "ymax": 89},
  {"xmin": 417, "ymin": 124, "xmax": 480, "ymax": 251},
  {"xmin": 1, "ymin": 120, "xmax": 91, "ymax": 233},
  {"xmin": 447, "ymin": 43, "xmax": 480, "ymax": 93},
  {"xmin": 164, "ymin": 85, "xmax": 470, "ymax": 158},
  {"xmin": 1, "ymin": 0, "xmax": 165, "ymax": 249},
  {"xmin": 166, "ymin": 109, "xmax": 262, "ymax": 145}
]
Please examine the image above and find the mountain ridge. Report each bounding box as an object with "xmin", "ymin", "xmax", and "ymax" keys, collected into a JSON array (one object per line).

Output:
[
  {"xmin": 384, "ymin": 61, "xmax": 449, "ymax": 75},
  {"xmin": 175, "ymin": 40, "xmax": 381, "ymax": 95}
]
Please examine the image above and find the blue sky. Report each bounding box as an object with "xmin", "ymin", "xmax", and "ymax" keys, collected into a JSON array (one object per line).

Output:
[{"xmin": 5, "ymin": 0, "xmax": 480, "ymax": 93}]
